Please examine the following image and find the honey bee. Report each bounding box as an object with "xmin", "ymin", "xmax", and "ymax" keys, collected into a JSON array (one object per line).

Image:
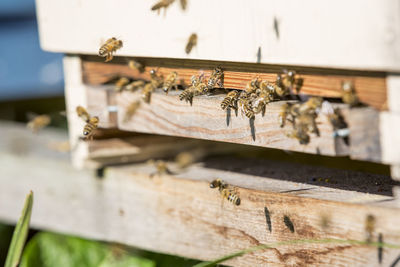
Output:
[
  {"xmin": 221, "ymin": 90, "xmax": 240, "ymax": 110},
  {"xmin": 151, "ymin": 0, "xmax": 175, "ymax": 13},
  {"xmin": 148, "ymin": 159, "xmax": 172, "ymax": 176},
  {"xmin": 281, "ymin": 69, "xmax": 296, "ymax": 89},
  {"xmin": 76, "ymin": 106, "xmax": 91, "ymax": 122},
  {"xmin": 237, "ymin": 91, "xmax": 255, "ymax": 119},
  {"xmin": 27, "ymin": 114, "xmax": 51, "ymax": 133},
  {"xmin": 179, "ymin": 75, "xmax": 199, "ymax": 103},
  {"xmin": 278, "ymin": 102, "xmax": 291, "ymax": 128},
  {"xmin": 163, "ymin": 71, "xmax": 178, "ymax": 94},
  {"xmin": 175, "ymin": 148, "xmax": 205, "ymax": 169},
  {"xmin": 185, "ymin": 33, "xmax": 197, "ymax": 54},
  {"xmin": 252, "ymin": 82, "xmax": 275, "ymax": 114},
  {"xmin": 286, "ymin": 126, "xmax": 310, "ymax": 145},
  {"xmin": 123, "ymin": 101, "xmax": 141, "ymax": 123},
  {"xmin": 298, "ymin": 97, "xmax": 323, "ymax": 115},
  {"xmin": 207, "ymin": 67, "xmax": 224, "ymax": 90},
  {"xmin": 365, "ymin": 214, "xmax": 376, "ymax": 242},
  {"xmin": 128, "ymin": 60, "xmax": 145, "ymax": 73},
  {"xmin": 296, "ymin": 113, "xmax": 319, "ymax": 136},
  {"xmin": 342, "ymin": 81, "xmax": 359, "ymax": 107},
  {"xmin": 125, "ymin": 80, "xmax": 145, "ymax": 92},
  {"xmin": 114, "ymin": 77, "xmax": 130, "ymax": 92},
  {"xmin": 274, "ymin": 74, "xmax": 289, "ymax": 97},
  {"xmin": 142, "ymin": 83, "xmax": 155, "ymax": 103},
  {"xmin": 179, "ymin": 0, "xmax": 187, "ymax": 10},
  {"xmin": 83, "ymin": 116, "xmax": 99, "ymax": 140},
  {"xmin": 210, "ymin": 179, "xmax": 240, "ymax": 206},
  {"xmin": 149, "ymin": 69, "xmax": 164, "ymax": 89},
  {"xmin": 98, "ymin": 37, "xmax": 123, "ymax": 62},
  {"xmin": 244, "ymin": 77, "xmax": 260, "ymax": 94}
]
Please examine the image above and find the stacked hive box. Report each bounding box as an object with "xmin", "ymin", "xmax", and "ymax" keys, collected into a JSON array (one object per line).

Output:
[{"xmin": 31, "ymin": 0, "xmax": 400, "ymax": 265}]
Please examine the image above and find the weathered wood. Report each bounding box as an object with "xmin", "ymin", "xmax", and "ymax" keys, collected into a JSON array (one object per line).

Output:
[
  {"xmin": 116, "ymin": 89, "xmax": 348, "ymax": 156},
  {"xmin": 82, "ymin": 59, "xmax": 388, "ymax": 110},
  {"xmin": 347, "ymin": 108, "xmax": 382, "ymax": 163},
  {"xmin": 1, "ymin": 122, "xmax": 400, "ymax": 266},
  {"xmin": 36, "ymin": 0, "xmax": 400, "ymax": 71}
]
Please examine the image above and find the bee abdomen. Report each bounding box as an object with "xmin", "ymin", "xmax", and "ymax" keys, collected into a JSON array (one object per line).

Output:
[
  {"xmin": 227, "ymin": 192, "xmax": 241, "ymax": 206},
  {"xmin": 179, "ymin": 89, "xmax": 192, "ymax": 101},
  {"xmin": 221, "ymin": 97, "xmax": 232, "ymax": 110}
]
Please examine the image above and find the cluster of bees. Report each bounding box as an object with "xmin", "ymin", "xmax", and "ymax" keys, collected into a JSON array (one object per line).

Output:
[{"xmin": 98, "ymin": 37, "xmax": 355, "ymax": 145}]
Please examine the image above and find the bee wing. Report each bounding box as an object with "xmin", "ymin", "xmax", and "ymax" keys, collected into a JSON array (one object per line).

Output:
[{"xmin": 320, "ymin": 101, "xmax": 335, "ymax": 115}]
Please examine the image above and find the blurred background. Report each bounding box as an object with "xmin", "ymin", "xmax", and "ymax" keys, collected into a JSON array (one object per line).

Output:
[{"xmin": 0, "ymin": 0, "xmax": 65, "ymax": 123}]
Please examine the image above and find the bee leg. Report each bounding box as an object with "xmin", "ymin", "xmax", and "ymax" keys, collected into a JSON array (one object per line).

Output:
[{"xmin": 105, "ymin": 53, "xmax": 112, "ymax": 62}]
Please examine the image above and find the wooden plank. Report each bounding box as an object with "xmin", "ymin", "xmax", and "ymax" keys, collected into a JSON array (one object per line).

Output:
[
  {"xmin": 1, "ymin": 123, "xmax": 400, "ymax": 266},
  {"xmin": 347, "ymin": 108, "xmax": 382, "ymax": 163},
  {"xmin": 82, "ymin": 59, "xmax": 388, "ymax": 110},
  {"xmin": 116, "ymin": 89, "xmax": 349, "ymax": 156},
  {"xmin": 36, "ymin": 0, "xmax": 400, "ymax": 71}
]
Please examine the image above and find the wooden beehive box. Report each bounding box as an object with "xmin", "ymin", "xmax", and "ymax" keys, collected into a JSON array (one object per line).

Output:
[{"xmin": 20, "ymin": 0, "xmax": 400, "ymax": 265}]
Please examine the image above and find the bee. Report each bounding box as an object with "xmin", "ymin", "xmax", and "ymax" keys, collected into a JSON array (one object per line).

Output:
[
  {"xmin": 237, "ymin": 91, "xmax": 254, "ymax": 119},
  {"xmin": 151, "ymin": 0, "xmax": 175, "ymax": 13},
  {"xmin": 274, "ymin": 74, "xmax": 289, "ymax": 97},
  {"xmin": 281, "ymin": 69, "xmax": 296, "ymax": 89},
  {"xmin": 221, "ymin": 90, "xmax": 240, "ymax": 110},
  {"xmin": 296, "ymin": 113, "xmax": 319, "ymax": 136},
  {"xmin": 76, "ymin": 106, "xmax": 91, "ymax": 122},
  {"xmin": 252, "ymin": 82, "xmax": 275, "ymax": 114},
  {"xmin": 123, "ymin": 101, "xmax": 141, "ymax": 123},
  {"xmin": 279, "ymin": 102, "xmax": 291, "ymax": 128},
  {"xmin": 163, "ymin": 71, "xmax": 178, "ymax": 94},
  {"xmin": 179, "ymin": 0, "xmax": 187, "ymax": 10},
  {"xmin": 179, "ymin": 75, "xmax": 199, "ymax": 103},
  {"xmin": 148, "ymin": 159, "xmax": 172, "ymax": 176},
  {"xmin": 365, "ymin": 214, "xmax": 376, "ymax": 243},
  {"xmin": 342, "ymin": 81, "xmax": 359, "ymax": 107},
  {"xmin": 98, "ymin": 37, "xmax": 123, "ymax": 62},
  {"xmin": 27, "ymin": 114, "xmax": 51, "ymax": 133},
  {"xmin": 244, "ymin": 77, "xmax": 260, "ymax": 94},
  {"xmin": 128, "ymin": 60, "xmax": 145, "ymax": 73},
  {"xmin": 286, "ymin": 127, "xmax": 310, "ymax": 145},
  {"xmin": 125, "ymin": 80, "xmax": 145, "ymax": 92},
  {"xmin": 207, "ymin": 67, "xmax": 224, "ymax": 90},
  {"xmin": 299, "ymin": 97, "xmax": 323, "ymax": 115},
  {"xmin": 185, "ymin": 33, "xmax": 197, "ymax": 54},
  {"xmin": 149, "ymin": 69, "xmax": 164, "ymax": 89},
  {"xmin": 210, "ymin": 179, "xmax": 240, "ymax": 206},
  {"xmin": 83, "ymin": 116, "xmax": 99, "ymax": 140},
  {"xmin": 142, "ymin": 83, "xmax": 155, "ymax": 103},
  {"xmin": 114, "ymin": 77, "xmax": 130, "ymax": 92},
  {"xmin": 321, "ymin": 101, "xmax": 347, "ymax": 131}
]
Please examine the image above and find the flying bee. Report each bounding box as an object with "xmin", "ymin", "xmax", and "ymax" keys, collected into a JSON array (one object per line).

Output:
[
  {"xmin": 185, "ymin": 33, "xmax": 197, "ymax": 54},
  {"xmin": 365, "ymin": 214, "xmax": 376, "ymax": 243},
  {"xmin": 128, "ymin": 60, "xmax": 145, "ymax": 73},
  {"xmin": 163, "ymin": 71, "xmax": 178, "ymax": 94},
  {"xmin": 149, "ymin": 69, "xmax": 164, "ymax": 89},
  {"xmin": 114, "ymin": 77, "xmax": 130, "ymax": 92},
  {"xmin": 125, "ymin": 80, "xmax": 145, "ymax": 92},
  {"xmin": 179, "ymin": 0, "xmax": 187, "ymax": 10},
  {"xmin": 151, "ymin": 0, "xmax": 175, "ymax": 13},
  {"xmin": 27, "ymin": 114, "xmax": 51, "ymax": 133},
  {"xmin": 221, "ymin": 90, "xmax": 240, "ymax": 110},
  {"xmin": 296, "ymin": 113, "xmax": 319, "ymax": 136},
  {"xmin": 148, "ymin": 159, "xmax": 172, "ymax": 177},
  {"xmin": 98, "ymin": 37, "xmax": 123, "ymax": 62},
  {"xmin": 123, "ymin": 101, "xmax": 141, "ymax": 123},
  {"xmin": 207, "ymin": 67, "xmax": 224, "ymax": 90},
  {"xmin": 210, "ymin": 179, "xmax": 240, "ymax": 206},
  {"xmin": 342, "ymin": 81, "xmax": 359, "ymax": 107},
  {"xmin": 76, "ymin": 106, "xmax": 91, "ymax": 122},
  {"xmin": 83, "ymin": 116, "xmax": 99, "ymax": 140},
  {"xmin": 142, "ymin": 83, "xmax": 155, "ymax": 103}
]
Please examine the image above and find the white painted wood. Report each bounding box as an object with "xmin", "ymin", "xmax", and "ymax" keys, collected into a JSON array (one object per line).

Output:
[
  {"xmin": 36, "ymin": 0, "xmax": 400, "ymax": 71},
  {"xmin": 380, "ymin": 112, "xmax": 400, "ymax": 164},
  {"xmin": 387, "ymin": 75, "xmax": 400, "ymax": 113}
]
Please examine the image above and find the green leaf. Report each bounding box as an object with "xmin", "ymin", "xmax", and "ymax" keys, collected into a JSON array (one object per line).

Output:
[
  {"xmin": 20, "ymin": 232, "xmax": 155, "ymax": 267},
  {"xmin": 4, "ymin": 191, "xmax": 33, "ymax": 267}
]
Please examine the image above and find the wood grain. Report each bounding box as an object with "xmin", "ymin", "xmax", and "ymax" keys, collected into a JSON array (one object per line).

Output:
[
  {"xmin": 82, "ymin": 59, "xmax": 388, "ymax": 110},
  {"xmin": 116, "ymin": 90, "xmax": 349, "ymax": 156},
  {"xmin": 1, "ymin": 122, "xmax": 400, "ymax": 266}
]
